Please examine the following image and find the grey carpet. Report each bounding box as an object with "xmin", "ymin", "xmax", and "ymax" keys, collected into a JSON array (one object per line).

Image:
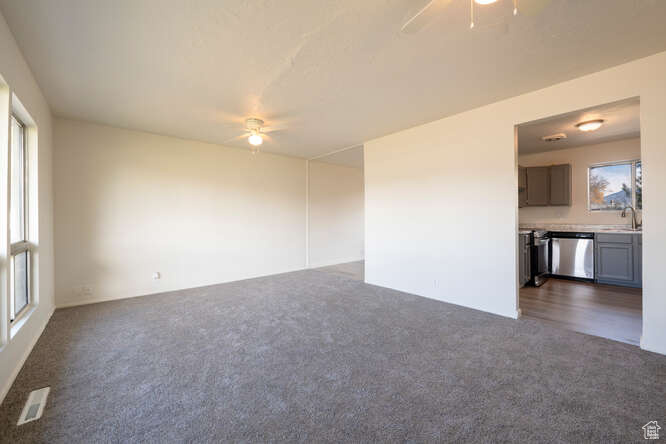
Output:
[
  {"xmin": 0, "ymin": 267, "xmax": 664, "ymax": 443},
  {"xmin": 312, "ymin": 261, "xmax": 364, "ymax": 281}
]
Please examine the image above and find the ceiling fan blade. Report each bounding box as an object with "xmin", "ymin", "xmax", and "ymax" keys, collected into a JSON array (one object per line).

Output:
[
  {"xmin": 517, "ymin": 0, "xmax": 553, "ymax": 17},
  {"xmin": 262, "ymin": 125, "xmax": 287, "ymax": 134},
  {"xmin": 222, "ymin": 133, "xmax": 250, "ymax": 144},
  {"xmin": 401, "ymin": 0, "xmax": 452, "ymax": 34}
]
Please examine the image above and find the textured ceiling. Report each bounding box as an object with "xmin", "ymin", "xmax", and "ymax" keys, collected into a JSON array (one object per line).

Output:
[
  {"xmin": 1, "ymin": 0, "xmax": 665, "ymax": 159},
  {"xmin": 518, "ymin": 97, "xmax": 640, "ymax": 155}
]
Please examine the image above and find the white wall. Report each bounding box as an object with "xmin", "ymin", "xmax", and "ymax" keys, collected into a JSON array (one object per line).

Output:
[
  {"xmin": 365, "ymin": 51, "xmax": 666, "ymax": 355},
  {"xmin": 0, "ymin": 11, "xmax": 55, "ymax": 403},
  {"xmin": 519, "ymin": 137, "xmax": 641, "ymax": 225},
  {"xmin": 308, "ymin": 160, "xmax": 364, "ymax": 267},
  {"xmin": 54, "ymin": 118, "xmax": 306, "ymax": 307}
]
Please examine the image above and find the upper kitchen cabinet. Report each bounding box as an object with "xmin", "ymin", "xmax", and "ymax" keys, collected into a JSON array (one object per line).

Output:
[
  {"xmin": 549, "ymin": 164, "xmax": 571, "ymax": 206},
  {"xmin": 526, "ymin": 166, "xmax": 550, "ymax": 206},
  {"xmin": 518, "ymin": 167, "xmax": 528, "ymax": 208},
  {"xmin": 519, "ymin": 164, "xmax": 571, "ymax": 207}
]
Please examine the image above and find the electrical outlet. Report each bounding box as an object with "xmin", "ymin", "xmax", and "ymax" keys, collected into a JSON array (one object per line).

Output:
[{"xmin": 81, "ymin": 286, "xmax": 92, "ymax": 297}]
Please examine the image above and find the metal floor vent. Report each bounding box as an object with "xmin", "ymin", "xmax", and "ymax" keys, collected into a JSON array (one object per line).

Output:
[{"xmin": 17, "ymin": 387, "xmax": 50, "ymax": 426}]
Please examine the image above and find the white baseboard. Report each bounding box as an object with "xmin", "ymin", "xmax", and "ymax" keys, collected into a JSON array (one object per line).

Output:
[
  {"xmin": 0, "ymin": 306, "xmax": 55, "ymax": 406},
  {"xmin": 55, "ymin": 266, "xmax": 313, "ymax": 309},
  {"xmin": 308, "ymin": 257, "xmax": 364, "ymax": 269},
  {"xmin": 640, "ymin": 335, "xmax": 666, "ymax": 356}
]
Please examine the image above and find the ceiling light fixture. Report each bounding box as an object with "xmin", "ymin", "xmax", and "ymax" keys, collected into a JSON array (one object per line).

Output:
[
  {"xmin": 576, "ymin": 119, "xmax": 605, "ymax": 132},
  {"xmin": 248, "ymin": 132, "xmax": 263, "ymax": 146},
  {"xmin": 471, "ymin": 0, "xmax": 518, "ymax": 28}
]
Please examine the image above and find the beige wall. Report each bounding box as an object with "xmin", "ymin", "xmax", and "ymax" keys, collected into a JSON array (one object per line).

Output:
[
  {"xmin": 54, "ymin": 118, "xmax": 306, "ymax": 307},
  {"xmin": 519, "ymin": 137, "xmax": 641, "ymax": 225},
  {"xmin": 0, "ymin": 12, "xmax": 55, "ymax": 403},
  {"xmin": 365, "ymin": 51, "xmax": 666, "ymax": 355},
  {"xmin": 308, "ymin": 161, "xmax": 364, "ymax": 267}
]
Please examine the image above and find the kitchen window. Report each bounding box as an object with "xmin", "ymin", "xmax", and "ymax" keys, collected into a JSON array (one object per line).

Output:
[
  {"xmin": 9, "ymin": 114, "xmax": 31, "ymax": 323},
  {"xmin": 588, "ymin": 160, "xmax": 642, "ymax": 211}
]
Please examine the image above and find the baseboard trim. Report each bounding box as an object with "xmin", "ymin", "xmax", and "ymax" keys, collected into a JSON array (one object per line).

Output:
[
  {"xmin": 364, "ymin": 278, "xmax": 520, "ymax": 320},
  {"xmin": 640, "ymin": 335, "xmax": 666, "ymax": 356},
  {"xmin": 56, "ymin": 266, "xmax": 312, "ymax": 309},
  {"xmin": 0, "ymin": 306, "xmax": 55, "ymax": 406},
  {"xmin": 308, "ymin": 257, "xmax": 364, "ymax": 269}
]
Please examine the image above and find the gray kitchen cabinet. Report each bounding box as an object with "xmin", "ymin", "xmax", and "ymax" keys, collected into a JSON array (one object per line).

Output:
[
  {"xmin": 519, "ymin": 164, "xmax": 571, "ymax": 207},
  {"xmin": 526, "ymin": 167, "xmax": 550, "ymax": 206},
  {"xmin": 519, "ymin": 233, "xmax": 531, "ymax": 287},
  {"xmin": 595, "ymin": 233, "xmax": 642, "ymax": 287},
  {"xmin": 518, "ymin": 167, "xmax": 527, "ymax": 208},
  {"xmin": 549, "ymin": 164, "xmax": 571, "ymax": 206},
  {"xmin": 636, "ymin": 234, "xmax": 643, "ymax": 287}
]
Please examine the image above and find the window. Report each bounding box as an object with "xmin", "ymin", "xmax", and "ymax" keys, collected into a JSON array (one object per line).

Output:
[
  {"xmin": 10, "ymin": 115, "xmax": 30, "ymax": 322},
  {"xmin": 588, "ymin": 160, "xmax": 642, "ymax": 211}
]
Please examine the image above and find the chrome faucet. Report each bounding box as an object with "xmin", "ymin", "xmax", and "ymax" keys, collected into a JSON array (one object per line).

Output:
[{"xmin": 621, "ymin": 206, "xmax": 640, "ymax": 230}]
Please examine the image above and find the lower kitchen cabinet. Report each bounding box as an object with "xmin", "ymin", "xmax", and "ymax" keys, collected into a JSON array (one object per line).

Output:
[
  {"xmin": 519, "ymin": 233, "xmax": 531, "ymax": 287},
  {"xmin": 595, "ymin": 233, "xmax": 642, "ymax": 288}
]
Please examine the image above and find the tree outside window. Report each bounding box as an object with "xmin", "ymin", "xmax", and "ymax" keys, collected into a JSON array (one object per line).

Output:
[{"xmin": 589, "ymin": 160, "xmax": 641, "ymax": 211}]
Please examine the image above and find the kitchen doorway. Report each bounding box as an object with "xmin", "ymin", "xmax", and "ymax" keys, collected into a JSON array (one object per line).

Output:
[{"xmin": 515, "ymin": 97, "xmax": 643, "ymax": 345}]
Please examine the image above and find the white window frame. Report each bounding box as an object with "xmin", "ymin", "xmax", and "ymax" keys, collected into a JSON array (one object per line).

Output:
[
  {"xmin": 9, "ymin": 114, "xmax": 32, "ymax": 325},
  {"xmin": 587, "ymin": 159, "xmax": 641, "ymax": 212}
]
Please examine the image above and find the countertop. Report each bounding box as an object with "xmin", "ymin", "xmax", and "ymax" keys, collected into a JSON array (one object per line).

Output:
[{"xmin": 519, "ymin": 224, "xmax": 641, "ymax": 235}]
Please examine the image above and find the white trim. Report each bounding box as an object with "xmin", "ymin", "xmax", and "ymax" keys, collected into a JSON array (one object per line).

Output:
[
  {"xmin": 640, "ymin": 335, "xmax": 666, "ymax": 355},
  {"xmin": 305, "ymin": 159, "xmax": 310, "ymax": 268},
  {"xmin": 56, "ymin": 266, "xmax": 311, "ymax": 308},
  {"xmin": 9, "ymin": 305, "xmax": 35, "ymax": 338},
  {"xmin": 308, "ymin": 143, "xmax": 363, "ymax": 161},
  {"xmin": 587, "ymin": 158, "xmax": 641, "ymax": 211},
  {"xmin": 0, "ymin": 306, "xmax": 54, "ymax": 405},
  {"xmin": 308, "ymin": 257, "xmax": 365, "ymax": 269}
]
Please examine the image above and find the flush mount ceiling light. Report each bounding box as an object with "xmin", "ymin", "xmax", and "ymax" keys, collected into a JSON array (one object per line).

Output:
[
  {"xmin": 474, "ymin": 0, "xmax": 498, "ymax": 4},
  {"xmin": 576, "ymin": 119, "xmax": 605, "ymax": 132}
]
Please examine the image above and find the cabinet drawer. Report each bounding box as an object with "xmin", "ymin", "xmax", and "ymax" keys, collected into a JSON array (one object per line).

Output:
[{"xmin": 595, "ymin": 233, "xmax": 633, "ymax": 244}]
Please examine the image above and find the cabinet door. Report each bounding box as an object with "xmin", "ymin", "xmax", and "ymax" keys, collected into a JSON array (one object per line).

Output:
[
  {"xmin": 596, "ymin": 242, "xmax": 634, "ymax": 283},
  {"xmin": 523, "ymin": 242, "xmax": 531, "ymax": 285},
  {"xmin": 549, "ymin": 164, "xmax": 571, "ymax": 206},
  {"xmin": 519, "ymin": 235, "xmax": 530, "ymax": 287},
  {"xmin": 518, "ymin": 167, "xmax": 527, "ymax": 208},
  {"xmin": 526, "ymin": 167, "xmax": 550, "ymax": 206},
  {"xmin": 634, "ymin": 234, "xmax": 642, "ymax": 287}
]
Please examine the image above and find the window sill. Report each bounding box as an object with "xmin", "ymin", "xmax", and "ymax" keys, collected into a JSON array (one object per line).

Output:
[{"xmin": 10, "ymin": 305, "xmax": 37, "ymax": 339}]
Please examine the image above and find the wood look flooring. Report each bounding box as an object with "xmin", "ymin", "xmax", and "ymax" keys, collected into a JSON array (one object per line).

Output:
[{"xmin": 520, "ymin": 278, "xmax": 642, "ymax": 345}]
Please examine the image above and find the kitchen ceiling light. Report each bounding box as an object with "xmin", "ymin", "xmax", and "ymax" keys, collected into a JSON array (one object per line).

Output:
[
  {"xmin": 474, "ymin": 0, "xmax": 498, "ymax": 4},
  {"xmin": 576, "ymin": 119, "xmax": 605, "ymax": 132},
  {"xmin": 248, "ymin": 133, "xmax": 263, "ymax": 146}
]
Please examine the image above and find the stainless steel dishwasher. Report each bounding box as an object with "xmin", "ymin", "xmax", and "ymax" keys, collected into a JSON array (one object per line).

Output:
[{"xmin": 550, "ymin": 232, "xmax": 594, "ymax": 281}]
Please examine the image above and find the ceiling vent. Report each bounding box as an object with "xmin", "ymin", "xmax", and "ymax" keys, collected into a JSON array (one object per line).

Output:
[{"xmin": 541, "ymin": 133, "xmax": 567, "ymax": 142}]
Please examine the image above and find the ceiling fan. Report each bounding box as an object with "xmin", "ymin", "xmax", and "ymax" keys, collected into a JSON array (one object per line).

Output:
[
  {"xmin": 224, "ymin": 117, "xmax": 285, "ymax": 154},
  {"xmin": 401, "ymin": 0, "xmax": 551, "ymax": 34}
]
